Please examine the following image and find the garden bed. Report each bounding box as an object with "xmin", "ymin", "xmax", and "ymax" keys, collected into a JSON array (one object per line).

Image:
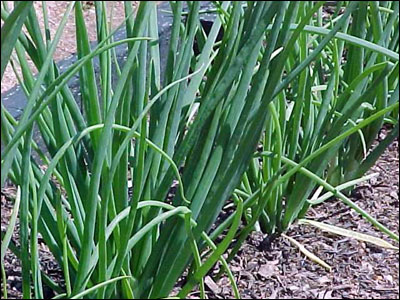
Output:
[
  {"xmin": 1, "ymin": 2, "xmax": 399, "ymax": 299},
  {"xmin": 2, "ymin": 132, "xmax": 398, "ymax": 299},
  {"xmin": 193, "ymin": 136, "xmax": 399, "ymax": 299}
]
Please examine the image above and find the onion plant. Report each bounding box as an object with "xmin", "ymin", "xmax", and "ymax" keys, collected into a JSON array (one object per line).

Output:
[
  {"xmin": 230, "ymin": 1, "xmax": 399, "ymax": 253},
  {"xmin": 0, "ymin": 1, "xmax": 399, "ymax": 299}
]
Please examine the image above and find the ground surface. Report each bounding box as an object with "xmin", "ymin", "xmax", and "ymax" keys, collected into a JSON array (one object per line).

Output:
[
  {"xmin": 1, "ymin": 134, "xmax": 398, "ymax": 299},
  {"xmin": 184, "ymin": 133, "xmax": 399, "ymax": 300}
]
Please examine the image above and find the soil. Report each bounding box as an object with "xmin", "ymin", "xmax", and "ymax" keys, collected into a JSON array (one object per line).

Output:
[{"xmin": 1, "ymin": 133, "xmax": 398, "ymax": 299}]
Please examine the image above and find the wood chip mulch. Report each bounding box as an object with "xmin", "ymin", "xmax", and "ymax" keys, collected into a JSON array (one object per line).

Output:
[
  {"xmin": 186, "ymin": 135, "xmax": 399, "ymax": 299},
  {"xmin": 1, "ymin": 136, "xmax": 399, "ymax": 299}
]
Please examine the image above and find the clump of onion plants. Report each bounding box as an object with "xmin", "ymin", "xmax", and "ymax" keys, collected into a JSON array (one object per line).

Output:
[
  {"xmin": 0, "ymin": 1, "xmax": 398, "ymax": 299},
  {"xmin": 229, "ymin": 1, "xmax": 399, "ymax": 264}
]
